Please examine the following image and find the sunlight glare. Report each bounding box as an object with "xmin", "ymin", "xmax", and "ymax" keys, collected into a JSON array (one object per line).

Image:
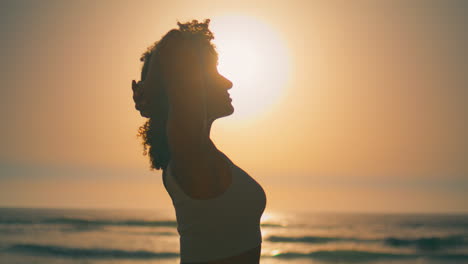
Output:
[{"xmin": 211, "ymin": 15, "xmax": 290, "ymax": 121}]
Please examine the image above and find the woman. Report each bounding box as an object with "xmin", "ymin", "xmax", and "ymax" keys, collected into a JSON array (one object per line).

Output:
[{"xmin": 131, "ymin": 19, "xmax": 267, "ymax": 264}]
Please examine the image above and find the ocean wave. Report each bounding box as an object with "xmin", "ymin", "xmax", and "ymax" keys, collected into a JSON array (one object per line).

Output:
[
  {"xmin": 267, "ymin": 235, "xmax": 468, "ymax": 251},
  {"xmin": 384, "ymin": 236, "xmax": 467, "ymax": 251},
  {"xmin": 399, "ymin": 221, "xmax": 468, "ymax": 229},
  {"xmin": 269, "ymin": 250, "xmax": 468, "ymax": 261},
  {"xmin": 260, "ymin": 223, "xmax": 286, "ymax": 228},
  {"xmin": 6, "ymin": 243, "xmax": 468, "ymax": 261},
  {"xmin": 7, "ymin": 243, "xmax": 179, "ymax": 259},
  {"xmin": 0, "ymin": 217, "xmax": 177, "ymax": 228},
  {"xmin": 117, "ymin": 230, "xmax": 178, "ymax": 236},
  {"xmin": 267, "ymin": 235, "xmax": 359, "ymax": 243}
]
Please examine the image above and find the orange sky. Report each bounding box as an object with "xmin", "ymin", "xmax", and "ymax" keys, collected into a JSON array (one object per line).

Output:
[{"xmin": 1, "ymin": 0, "xmax": 467, "ymax": 213}]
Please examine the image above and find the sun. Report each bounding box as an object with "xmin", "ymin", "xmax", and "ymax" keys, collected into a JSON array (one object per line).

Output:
[{"xmin": 210, "ymin": 15, "xmax": 290, "ymax": 121}]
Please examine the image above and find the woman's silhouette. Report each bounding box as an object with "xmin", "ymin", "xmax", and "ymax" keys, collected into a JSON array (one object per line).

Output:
[{"xmin": 132, "ymin": 19, "xmax": 266, "ymax": 264}]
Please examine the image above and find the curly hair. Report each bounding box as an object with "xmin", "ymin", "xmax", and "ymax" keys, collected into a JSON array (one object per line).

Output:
[{"xmin": 135, "ymin": 19, "xmax": 218, "ymax": 171}]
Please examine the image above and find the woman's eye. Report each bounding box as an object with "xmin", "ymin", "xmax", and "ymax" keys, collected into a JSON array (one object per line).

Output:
[{"xmin": 208, "ymin": 67, "xmax": 218, "ymax": 75}]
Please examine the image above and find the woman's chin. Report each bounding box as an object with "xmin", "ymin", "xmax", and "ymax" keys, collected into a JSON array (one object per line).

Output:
[
  {"xmin": 210, "ymin": 102, "xmax": 235, "ymax": 119},
  {"xmin": 227, "ymin": 105, "xmax": 234, "ymax": 116},
  {"xmin": 215, "ymin": 107, "xmax": 234, "ymax": 119}
]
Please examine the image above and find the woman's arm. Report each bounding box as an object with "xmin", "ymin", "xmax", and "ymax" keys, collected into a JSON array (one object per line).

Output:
[{"xmin": 155, "ymin": 34, "xmax": 216, "ymax": 198}]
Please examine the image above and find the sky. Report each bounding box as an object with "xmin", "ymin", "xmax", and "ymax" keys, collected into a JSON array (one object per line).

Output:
[{"xmin": 0, "ymin": 0, "xmax": 467, "ymax": 213}]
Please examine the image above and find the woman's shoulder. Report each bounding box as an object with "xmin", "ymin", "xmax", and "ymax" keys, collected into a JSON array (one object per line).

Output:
[{"xmin": 169, "ymin": 148, "xmax": 233, "ymax": 200}]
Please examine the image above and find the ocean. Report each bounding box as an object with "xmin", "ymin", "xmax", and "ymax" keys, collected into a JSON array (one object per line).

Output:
[{"xmin": 0, "ymin": 207, "xmax": 467, "ymax": 264}]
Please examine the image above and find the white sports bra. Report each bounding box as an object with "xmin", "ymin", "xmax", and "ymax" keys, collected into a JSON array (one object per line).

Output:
[{"xmin": 162, "ymin": 151, "xmax": 267, "ymax": 263}]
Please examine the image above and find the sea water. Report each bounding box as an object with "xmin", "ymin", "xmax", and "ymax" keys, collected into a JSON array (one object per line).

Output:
[{"xmin": 0, "ymin": 207, "xmax": 467, "ymax": 264}]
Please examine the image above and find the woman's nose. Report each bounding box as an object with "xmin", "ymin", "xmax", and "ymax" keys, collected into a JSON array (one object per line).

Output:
[{"xmin": 222, "ymin": 75, "xmax": 233, "ymax": 90}]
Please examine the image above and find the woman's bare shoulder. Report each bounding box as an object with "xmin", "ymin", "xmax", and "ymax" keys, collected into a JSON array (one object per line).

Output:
[{"xmin": 170, "ymin": 148, "xmax": 232, "ymax": 200}]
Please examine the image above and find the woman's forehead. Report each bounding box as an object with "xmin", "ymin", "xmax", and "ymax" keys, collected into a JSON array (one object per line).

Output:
[{"xmin": 204, "ymin": 47, "xmax": 218, "ymax": 65}]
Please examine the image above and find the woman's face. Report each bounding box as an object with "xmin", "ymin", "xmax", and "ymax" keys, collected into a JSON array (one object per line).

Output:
[{"xmin": 202, "ymin": 50, "xmax": 234, "ymax": 121}]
